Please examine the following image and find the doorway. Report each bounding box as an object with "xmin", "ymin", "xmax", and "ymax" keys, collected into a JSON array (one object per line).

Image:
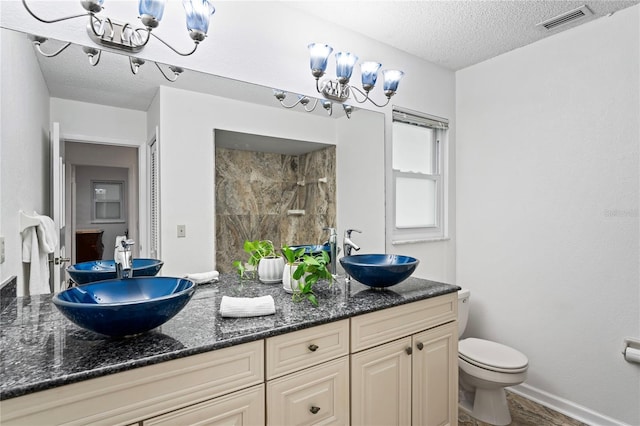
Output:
[{"xmin": 64, "ymin": 142, "xmax": 139, "ymax": 265}]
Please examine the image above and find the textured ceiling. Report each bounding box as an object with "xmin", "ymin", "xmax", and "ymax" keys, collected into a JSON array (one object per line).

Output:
[{"xmin": 285, "ymin": 0, "xmax": 640, "ymax": 70}]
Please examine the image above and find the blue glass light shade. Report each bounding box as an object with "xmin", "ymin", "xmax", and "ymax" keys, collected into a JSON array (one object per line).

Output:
[
  {"xmin": 308, "ymin": 43, "xmax": 333, "ymax": 78},
  {"xmin": 183, "ymin": 0, "xmax": 216, "ymax": 41},
  {"xmin": 139, "ymin": 0, "xmax": 166, "ymax": 22},
  {"xmin": 382, "ymin": 69, "xmax": 404, "ymax": 96},
  {"xmin": 360, "ymin": 61, "xmax": 382, "ymax": 92},
  {"xmin": 335, "ymin": 52, "xmax": 358, "ymax": 84}
]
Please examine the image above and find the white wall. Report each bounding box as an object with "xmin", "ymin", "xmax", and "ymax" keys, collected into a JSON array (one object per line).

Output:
[
  {"xmin": 456, "ymin": 6, "xmax": 640, "ymax": 425},
  {"xmin": 0, "ymin": 28, "xmax": 50, "ymax": 295},
  {"xmin": 336, "ymin": 111, "xmax": 386, "ymax": 254},
  {"xmin": 50, "ymin": 98, "xmax": 146, "ymax": 144}
]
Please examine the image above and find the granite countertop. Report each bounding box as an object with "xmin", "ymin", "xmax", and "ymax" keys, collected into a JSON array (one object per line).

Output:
[{"xmin": 0, "ymin": 273, "xmax": 459, "ymax": 401}]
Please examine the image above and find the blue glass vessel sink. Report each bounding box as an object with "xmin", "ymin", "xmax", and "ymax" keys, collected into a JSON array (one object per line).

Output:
[
  {"xmin": 67, "ymin": 258, "xmax": 164, "ymax": 284},
  {"xmin": 52, "ymin": 277, "xmax": 196, "ymax": 337},
  {"xmin": 339, "ymin": 254, "xmax": 419, "ymax": 288}
]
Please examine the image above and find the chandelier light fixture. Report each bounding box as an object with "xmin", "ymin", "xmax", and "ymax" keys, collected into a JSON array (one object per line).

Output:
[
  {"xmin": 308, "ymin": 43, "xmax": 404, "ymax": 107},
  {"xmin": 274, "ymin": 43, "xmax": 404, "ymax": 118},
  {"xmin": 21, "ymin": 0, "xmax": 215, "ymax": 57}
]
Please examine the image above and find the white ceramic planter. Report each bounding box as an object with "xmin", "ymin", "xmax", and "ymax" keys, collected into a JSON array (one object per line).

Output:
[
  {"xmin": 282, "ymin": 263, "xmax": 303, "ymax": 293},
  {"xmin": 257, "ymin": 257, "xmax": 284, "ymax": 284}
]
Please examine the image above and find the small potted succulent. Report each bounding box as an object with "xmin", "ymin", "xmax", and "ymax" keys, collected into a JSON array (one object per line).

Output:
[
  {"xmin": 233, "ymin": 240, "xmax": 284, "ymax": 283},
  {"xmin": 281, "ymin": 245, "xmax": 332, "ymax": 306}
]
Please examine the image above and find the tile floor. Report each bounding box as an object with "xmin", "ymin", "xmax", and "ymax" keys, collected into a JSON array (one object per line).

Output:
[{"xmin": 458, "ymin": 391, "xmax": 589, "ymax": 426}]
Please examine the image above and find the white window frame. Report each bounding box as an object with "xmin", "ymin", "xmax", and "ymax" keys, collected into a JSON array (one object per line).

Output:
[
  {"xmin": 91, "ymin": 180, "xmax": 125, "ymax": 223},
  {"xmin": 389, "ymin": 107, "xmax": 449, "ymax": 244}
]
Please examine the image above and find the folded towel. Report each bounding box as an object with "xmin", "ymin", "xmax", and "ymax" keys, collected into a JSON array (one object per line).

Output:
[
  {"xmin": 220, "ymin": 295, "xmax": 276, "ymax": 318},
  {"xmin": 21, "ymin": 213, "xmax": 57, "ymax": 296},
  {"xmin": 185, "ymin": 270, "xmax": 219, "ymax": 284}
]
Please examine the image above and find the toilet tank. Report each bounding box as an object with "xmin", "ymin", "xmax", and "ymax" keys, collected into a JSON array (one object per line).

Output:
[{"xmin": 458, "ymin": 289, "xmax": 470, "ymax": 337}]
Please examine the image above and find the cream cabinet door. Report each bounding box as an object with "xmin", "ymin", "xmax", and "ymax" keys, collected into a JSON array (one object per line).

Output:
[
  {"xmin": 143, "ymin": 384, "xmax": 265, "ymax": 426},
  {"xmin": 351, "ymin": 337, "xmax": 412, "ymax": 426},
  {"xmin": 267, "ymin": 357, "xmax": 349, "ymax": 425},
  {"xmin": 412, "ymin": 322, "xmax": 458, "ymax": 426}
]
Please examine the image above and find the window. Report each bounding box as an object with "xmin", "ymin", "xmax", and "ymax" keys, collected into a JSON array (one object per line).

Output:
[
  {"xmin": 390, "ymin": 108, "xmax": 449, "ymax": 243},
  {"xmin": 92, "ymin": 181, "xmax": 125, "ymax": 223}
]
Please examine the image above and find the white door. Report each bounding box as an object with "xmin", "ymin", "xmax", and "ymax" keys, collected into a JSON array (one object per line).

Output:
[{"xmin": 51, "ymin": 122, "xmax": 69, "ymax": 292}]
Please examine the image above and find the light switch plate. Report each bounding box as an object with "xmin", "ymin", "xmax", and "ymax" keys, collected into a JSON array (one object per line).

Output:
[{"xmin": 177, "ymin": 225, "xmax": 186, "ymax": 238}]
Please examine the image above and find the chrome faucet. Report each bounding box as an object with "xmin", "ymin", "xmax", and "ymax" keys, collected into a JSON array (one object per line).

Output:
[
  {"xmin": 343, "ymin": 229, "xmax": 361, "ymax": 257},
  {"xmin": 323, "ymin": 227, "xmax": 338, "ymax": 275},
  {"xmin": 115, "ymin": 238, "xmax": 135, "ymax": 279}
]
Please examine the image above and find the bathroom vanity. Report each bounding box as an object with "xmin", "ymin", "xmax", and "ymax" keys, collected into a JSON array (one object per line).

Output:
[{"xmin": 0, "ymin": 275, "xmax": 459, "ymax": 425}]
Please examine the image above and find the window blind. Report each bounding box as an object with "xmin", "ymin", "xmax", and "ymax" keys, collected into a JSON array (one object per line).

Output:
[{"xmin": 393, "ymin": 107, "xmax": 449, "ymax": 129}]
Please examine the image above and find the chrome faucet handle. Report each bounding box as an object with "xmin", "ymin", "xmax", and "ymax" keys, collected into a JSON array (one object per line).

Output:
[
  {"xmin": 121, "ymin": 239, "xmax": 135, "ymax": 249},
  {"xmin": 345, "ymin": 229, "xmax": 362, "ymax": 238}
]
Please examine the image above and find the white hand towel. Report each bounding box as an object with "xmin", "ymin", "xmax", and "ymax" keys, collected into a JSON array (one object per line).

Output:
[
  {"xmin": 219, "ymin": 295, "xmax": 276, "ymax": 318},
  {"xmin": 185, "ymin": 270, "xmax": 219, "ymax": 284},
  {"xmin": 21, "ymin": 214, "xmax": 57, "ymax": 296}
]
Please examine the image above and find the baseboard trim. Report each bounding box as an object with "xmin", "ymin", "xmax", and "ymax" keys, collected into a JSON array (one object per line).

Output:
[{"xmin": 510, "ymin": 383, "xmax": 631, "ymax": 426}]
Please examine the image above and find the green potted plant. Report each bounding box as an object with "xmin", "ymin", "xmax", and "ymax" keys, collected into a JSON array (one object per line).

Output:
[
  {"xmin": 281, "ymin": 245, "xmax": 306, "ymax": 293},
  {"xmin": 233, "ymin": 240, "xmax": 284, "ymax": 283},
  {"xmin": 282, "ymin": 245, "xmax": 333, "ymax": 306}
]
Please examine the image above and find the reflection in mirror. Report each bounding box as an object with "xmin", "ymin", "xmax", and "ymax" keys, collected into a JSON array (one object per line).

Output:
[
  {"xmin": 215, "ymin": 130, "xmax": 335, "ymax": 272},
  {"xmin": 3, "ymin": 26, "xmax": 385, "ymax": 281}
]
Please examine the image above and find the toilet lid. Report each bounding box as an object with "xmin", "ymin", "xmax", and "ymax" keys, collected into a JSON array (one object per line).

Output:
[{"xmin": 459, "ymin": 338, "xmax": 528, "ymax": 372}]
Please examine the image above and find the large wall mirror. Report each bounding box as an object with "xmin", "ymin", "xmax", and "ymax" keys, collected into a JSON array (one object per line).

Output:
[{"xmin": 2, "ymin": 26, "xmax": 386, "ymax": 280}]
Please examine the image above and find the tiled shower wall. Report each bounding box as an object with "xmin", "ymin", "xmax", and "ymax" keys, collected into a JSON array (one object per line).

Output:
[{"xmin": 215, "ymin": 146, "xmax": 336, "ymax": 273}]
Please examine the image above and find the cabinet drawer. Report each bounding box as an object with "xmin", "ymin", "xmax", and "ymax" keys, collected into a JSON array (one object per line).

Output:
[
  {"xmin": 351, "ymin": 293, "xmax": 456, "ymax": 352},
  {"xmin": 266, "ymin": 319, "xmax": 349, "ymax": 380},
  {"xmin": 267, "ymin": 357, "xmax": 349, "ymax": 426},
  {"xmin": 1, "ymin": 340, "xmax": 264, "ymax": 426},
  {"xmin": 143, "ymin": 384, "xmax": 265, "ymax": 426}
]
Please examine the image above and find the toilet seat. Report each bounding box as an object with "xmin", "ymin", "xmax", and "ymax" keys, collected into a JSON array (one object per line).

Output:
[{"xmin": 459, "ymin": 338, "xmax": 528, "ymax": 373}]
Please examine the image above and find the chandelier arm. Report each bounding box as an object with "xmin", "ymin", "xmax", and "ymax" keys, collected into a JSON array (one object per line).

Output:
[
  {"xmin": 88, "ymin": 15, "xmax": 114, "ymax": 39},
  {"xmin": 349, "ymin": 86, "xmax": 390, "ymax": 108},
  {"xmin": 34, "ymin": 42, "xmax": 71, "ymax": 58},
  {"xmin": 88, "ymin": 49, "xmax": 101, "ymax": 66},
  {"xmin": 155, "ymin": 62, "xmax": 179, "ymax": 82},
  {"xmin": 132, "ymin": 27, "xmax": 152, "ymax": 48},
  {"xmin": 348, "ymin": 86, "xmax": 370, "ymax": 104},
  {"xmin": 149, "ymin": 32, "xmax": 198, "ymax": 56},
  {"xmin": 304, "ymin": 98, "xmax": 319, "ymax": 112},
  {"xmin": 315, "ymin": 78, "xmax": 324, "ymax": 94},
  {"xmin": 278, "ymin": 97, "xmax": 305, "ymax": 109},
  {"xmin": 22, "ymin": 0, "xmax": 90, "ymax": 23}
]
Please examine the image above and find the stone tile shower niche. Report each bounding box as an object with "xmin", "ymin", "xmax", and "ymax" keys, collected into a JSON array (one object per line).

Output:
[{"xmin": 215, "ymin": 132, "xmax": 336, "ymax": 273}]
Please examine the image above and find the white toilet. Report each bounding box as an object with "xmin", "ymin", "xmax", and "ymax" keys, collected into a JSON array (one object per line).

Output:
[{"xmin": 457, "ymin": 289, "xmax": 529, "ymax": 425}]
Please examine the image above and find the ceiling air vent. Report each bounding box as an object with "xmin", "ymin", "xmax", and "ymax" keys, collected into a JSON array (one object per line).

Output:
[{"xmin": 536, "ymin": 5, "xmax": 593, "ymax": 31}]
